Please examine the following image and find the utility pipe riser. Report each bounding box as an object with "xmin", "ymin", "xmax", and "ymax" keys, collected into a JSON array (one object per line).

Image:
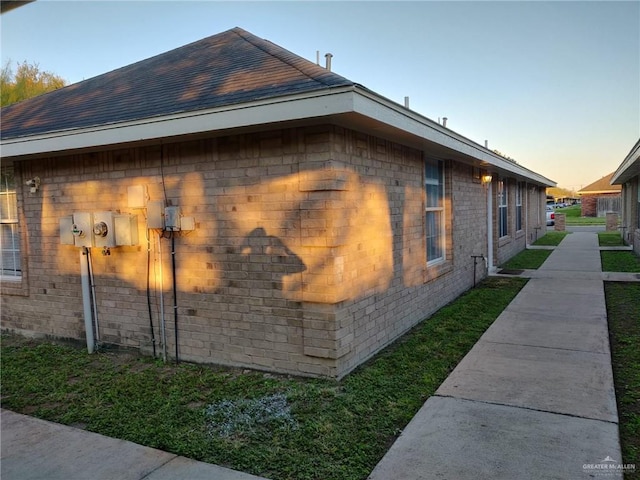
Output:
[{"xmin": 80, "ymin": 248, "xmax": 95, "ymax": 353}]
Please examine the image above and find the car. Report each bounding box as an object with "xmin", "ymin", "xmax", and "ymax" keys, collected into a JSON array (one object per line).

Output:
[{"xmin": 546, "ymin": 206, "xmax": 555, "ymax": 226}]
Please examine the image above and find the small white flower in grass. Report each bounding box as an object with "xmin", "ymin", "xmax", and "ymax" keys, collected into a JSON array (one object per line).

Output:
[{"xmin": 205, "ymin": 392, "xmax": 297, "ymax": 438}]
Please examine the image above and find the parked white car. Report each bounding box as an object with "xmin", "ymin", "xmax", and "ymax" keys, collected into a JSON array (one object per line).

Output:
[{"xmin": 546, "ymin": 206, "xmax": 555, "ymax": 226}]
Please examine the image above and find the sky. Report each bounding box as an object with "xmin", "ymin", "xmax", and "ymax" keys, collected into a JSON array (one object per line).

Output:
[{"xmin": 1, "ymin": 0, "xmax": 638, "ymax": 190}]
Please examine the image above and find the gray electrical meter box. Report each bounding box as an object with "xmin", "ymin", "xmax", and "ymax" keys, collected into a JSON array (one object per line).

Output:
[
  {"xmin": 93, "ymin": 211, "xmax": 116, "ymax": 248},
  {"xmin": 115, "ymin": 214, "xmax": 139, "ymax": 246},
  {"xmin": 72, "ymin": 212, "xmax": 94, "ymax": 247},
  {"xmin": 164, "ymin": 206, "xmax": 180, "ymax": 231},
  {"xmin": 60, "ymin": 216, "xmax": 75, "ymax": 245}
]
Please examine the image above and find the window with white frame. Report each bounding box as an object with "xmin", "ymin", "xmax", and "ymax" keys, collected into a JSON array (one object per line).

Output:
[
  {"xmin": 515, "ymin": 182, "xmax": 523, "ymax": 231},
  {"xmin": 498, "ymin": 179, "xmax": 508, "ymax": 237},
  {"xmin": 425, "ymin": 159, "xmax": 445, "ymax": 264},
  {"xmin": 1, "ymin": 169, "xmax": 21, "ymax": 278}
]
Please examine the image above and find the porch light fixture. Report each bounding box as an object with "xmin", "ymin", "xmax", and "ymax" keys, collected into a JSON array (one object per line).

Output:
[{"xmin": 481, "ymin": 173, "xmax": 493, "ymax": 184}]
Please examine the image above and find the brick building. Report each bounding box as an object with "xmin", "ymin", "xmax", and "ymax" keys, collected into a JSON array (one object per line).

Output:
[
  {"xmin": 577, "ymin": 172, "xmax": 622, "ymax": 217},
  {"xmin": 0, "ymin": 28, "xmax": 554, "ymax": 378},
  {"xmin": 611, "ymin": 139, "xmax": 640, "ymax": 254}
]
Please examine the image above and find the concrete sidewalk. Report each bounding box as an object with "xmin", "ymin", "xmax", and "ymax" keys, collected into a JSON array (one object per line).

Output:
[
  {"xmin": 1, "ymin": 409, "xmax": 270, "ymax": 480},
  {"xmin": 369, "ymin": 232, "xmax": 624, "ymax": 479}
]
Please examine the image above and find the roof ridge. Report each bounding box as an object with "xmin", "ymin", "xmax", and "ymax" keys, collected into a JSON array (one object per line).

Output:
[{"xmin": 230, "ymin": 27, "xmax": 350, "ymax": 88}]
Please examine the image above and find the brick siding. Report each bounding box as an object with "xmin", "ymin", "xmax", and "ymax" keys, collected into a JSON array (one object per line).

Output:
[{"xmin": 1, "ymin": 125, "xmax": 537, "ymax": 378}]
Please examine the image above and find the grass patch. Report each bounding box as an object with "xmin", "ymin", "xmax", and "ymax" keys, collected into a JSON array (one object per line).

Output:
[
  {"xmin": 554, "ymin": 205, "xmax": 581, "ymax": 218},
  {"xmin": 599, "ymin": 232, "xmax": 625, "ymax": 247},
  {"xmin": 0, "ymin": 277, "xmax": 527, "ymax": 480},
  {"xmin": 532, "ymin": 231, "xmax": 569, "ymax": 246},
  {"xmin": 501, "ymin": 249, "xmax": 552, "ymax": 270},
  {"xmin": 604, "ymin": 282, "xmax": 640, "ymax": 470},
  {"xmin": 555, "ymin": 205, "xmax": 607, "ymax": 225},
  {"xmin": 601, "ymin": 251, "xmax": 640, "ymax": 273}
]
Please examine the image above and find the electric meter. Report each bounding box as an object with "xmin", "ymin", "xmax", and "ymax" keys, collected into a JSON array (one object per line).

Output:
[{"xmin": 93, "ymin": 221, "xmax": 109, "ymax": 237}]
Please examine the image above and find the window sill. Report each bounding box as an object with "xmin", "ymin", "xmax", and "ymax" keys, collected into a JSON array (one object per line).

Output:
[
  {"xmin": 515, "ymin": 230, "xmax": 525, "ymax": 239},
  {"xmin": 498, "ymin": 236, "xmax": 512, "ymax": 247},
  {"xmin": 1, "ymin": 277, "xmax": 28, "ymax": 296},
  {"xmin": 424, "ymin": 260, "xmax": 453, "ymax": 283}
]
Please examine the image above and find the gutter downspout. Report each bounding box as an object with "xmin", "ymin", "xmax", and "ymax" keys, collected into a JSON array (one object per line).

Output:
[
  {"xmin": 487, "ymin": 180, "xmax": 494, "ymax": 273},
  {"xmin": 524, "ymin": 182, "xmax": 529, "ymax": 245},
  {"xmin": 80, "ymin": 247, "xmax": 95, "ymax": 353}
]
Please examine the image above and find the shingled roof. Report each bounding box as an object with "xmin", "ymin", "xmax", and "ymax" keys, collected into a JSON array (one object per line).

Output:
[
  {"xmin": 577, "ymin": 172, "xmax": 621, "ymax": 194},
  {"xmin": 0, "ymin": 27, "xmax": 555, "ymax": 187},
  {"xmin": 0, "ymin": 27, "xmax": 353, "ymax": 139}
]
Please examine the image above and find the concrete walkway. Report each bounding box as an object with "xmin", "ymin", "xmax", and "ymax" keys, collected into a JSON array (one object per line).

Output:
[
  {"xmin": 369, "ymin": 232, "xmax": 624, "ymax": 479},
  {"xmin": 0, "ymin": 409, "xmax": 269, "ymax": 480}
]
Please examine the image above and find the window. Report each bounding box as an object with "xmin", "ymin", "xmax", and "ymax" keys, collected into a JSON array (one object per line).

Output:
[
  {"xmin": 498, "ymin": 179, "xmax": 508, "ymax": 237},
  {"xmin": 1, "ymin": 169, "xmax": 21, "ymax": 278},
  {"xmin": 425, "ymin": 159, "xmax": 445, "ymax": 264},
  {"xmin": 515, "ymin": 182, "xmax": 523, "ymax": 231}
]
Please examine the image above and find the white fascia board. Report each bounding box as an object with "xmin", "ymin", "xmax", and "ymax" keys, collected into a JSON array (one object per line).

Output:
[
  {"xmin": 1, "ymin": 84, "xmax": 555, "ymax": 187},
  {"xmin": 611, "ymin": 139, "xmax": 640, "ymax": 184},
  {"xmin": 351, "ymin": 89, "xmax": 555, "ymax": 187},
  {"xmin": 0, "ymin": 88, "xmax": 357, "ymax": 159}
]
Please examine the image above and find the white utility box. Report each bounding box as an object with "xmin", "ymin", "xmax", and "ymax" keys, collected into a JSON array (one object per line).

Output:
[
  {"xmin": 60, "ymin": 216, "xmax": 75, "ymax": 245},
  {"xmin": 147, "ymin": 201, "xmax": 164, "ymax": 229},
  {"xmin": 164, "ymin": 206, "xmax": 180, "ymax": 231},
  {"xmin": 72, "ymin": 212, "xmax": 94, "ymax": 247},
  {"xmin": 115, "ymin": 214, "xmax": 139, "ymax": 246},
  {"xmin": 127, "ymin": 185, "xmax": 146, "ymax": 209}
]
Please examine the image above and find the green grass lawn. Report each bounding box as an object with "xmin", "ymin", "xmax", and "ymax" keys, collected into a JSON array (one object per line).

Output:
[
  {"xmin": 1, "ymin": 277, "xmax": 527, "ymax": 480},
  {"xmin": 601, "ymin": 251, "xmax": 640, "ymax": 273},
  {"xmin": 501, "ymin": 249, "xmax": 552, "ymax": 270},
  {"xmin": 604, "ymin": 282, "xmax": 640, "ymax": 470},
  {"xmin": 532, "ymin": 231, "xmax": 569, "ymax": 246},
  {"xmin": 554, "ymin": 205, "xmax": 606, "ymax": 225},
  {"xmin": 598, "ymin": 232, "xmax": 626, "ymax": 247}
]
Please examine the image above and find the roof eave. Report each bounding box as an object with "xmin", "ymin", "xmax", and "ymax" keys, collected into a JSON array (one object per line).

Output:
[
  {"xmin": 351, "ymin": 87, "xmax": 555, "ymax": 187},
  {"xmin": 611, "ymin": 138, "xmax": 640, "ymax": 184},
  {"xmin": 0, "ymin": 85, "xmax": 555, "ymax": 186}
]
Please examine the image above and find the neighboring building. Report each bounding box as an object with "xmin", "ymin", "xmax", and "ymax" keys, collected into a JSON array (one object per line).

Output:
[
  {"xmin": 577, "ymin": 172, "xmax": 622, "ymax": 217},
  {"xmin": 0, "ymin": 27, "xmax": 554, "ymax": 378},
  {"xmin": 611, "ymin": 139, "xmax": 640, "ymax": 254}
]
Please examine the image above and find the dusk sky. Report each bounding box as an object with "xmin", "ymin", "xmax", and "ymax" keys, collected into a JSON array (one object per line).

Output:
[{"xmin": 2, "ymin": 0, "xmax": 638, "ymax": 190}]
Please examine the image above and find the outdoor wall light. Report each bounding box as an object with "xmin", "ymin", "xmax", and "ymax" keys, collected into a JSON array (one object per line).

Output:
[
  {"xmin": 25, "ymin": 176, "xmax": 41, "ymax": 193},
  {"xmin": 481, "ymin": 174, "xmax": 493, "ymax": 184}
]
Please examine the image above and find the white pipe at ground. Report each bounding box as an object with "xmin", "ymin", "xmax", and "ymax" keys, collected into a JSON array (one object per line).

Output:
[
  {"xmin": 80, "ymin": 248, "xmax": 95, "ymax": 353},
  {"xmin": 158, "ymin": 232, "xmax": 167, "ymax": 362}
]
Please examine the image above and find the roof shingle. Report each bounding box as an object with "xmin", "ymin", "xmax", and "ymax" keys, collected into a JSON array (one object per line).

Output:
[
  {"xmin": 0, "ymin": 27, "xmax": 353, "ymax": 139},
  {"xmin": 577, "ymin": 172, "xmax": 621, "ymax": 193}
]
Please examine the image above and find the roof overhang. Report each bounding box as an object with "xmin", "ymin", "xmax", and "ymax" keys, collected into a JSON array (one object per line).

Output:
[
  {"xmin": 577, "ymin": 190, "xmax": 621, "ymax": 196},
  {"xmin": 611, "ymin": 138, "xmax": 640, "ymax": 184},
  {"xmin": 0, "ymin": 85, "xmax": 555, "ymax": 187}
]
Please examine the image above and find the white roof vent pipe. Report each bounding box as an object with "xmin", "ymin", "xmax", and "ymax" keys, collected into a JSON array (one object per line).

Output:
[
  {"xmin": 404, "ymin": 96, "xmax": 410, "ymax": 109},
  {"xmin": 325, "ymin": 53, "xmax": 333, "ymax": 71},
  {"xmin": 485, "ymin": 140, "xmax": 489, "ymax": 149},
  {"xmin": 442, "ymin": 117, "xmax": 448, "ymax": 128},
  {"xmin": 316, "ymin": 50, "xmax": 320, "ymax": 65}
]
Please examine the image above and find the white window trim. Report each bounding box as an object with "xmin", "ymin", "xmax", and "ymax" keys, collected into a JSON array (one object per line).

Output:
[
  {"xmin": 515, "ymin": 181, "xmax": 523, "ymax": 232},
  {"xmin": 498, "ymin": 179, "xmax": 508, "ymax": 238},
  {"xmin": 0, "ymin": 170, "xmax": 21, "ymax": 279},
  {"xmin": 425, "ymin": 159, "xmax": 446, "ymax": 266}
]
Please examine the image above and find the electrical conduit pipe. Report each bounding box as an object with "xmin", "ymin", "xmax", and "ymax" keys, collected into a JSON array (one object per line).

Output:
[{"xmin": 80, "ymin": 247, "xmax": 95, "ymax": 353}]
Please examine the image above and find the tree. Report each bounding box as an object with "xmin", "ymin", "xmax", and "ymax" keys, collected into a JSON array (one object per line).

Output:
[{"xmin": 1, "ymin": 60, "xmax": 67, "ymax": 107}]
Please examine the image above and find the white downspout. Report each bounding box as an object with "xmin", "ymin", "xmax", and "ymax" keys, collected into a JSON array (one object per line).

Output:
[
  {"xmin": 524, "ymin": 182, "xmax": 529, "ymax": 245},
  {"xmin": 80, "ymin": 247, "xmax": 95, "ymax": 353},
  {"xmin": 487, "ymin": 180, "xmax": 494, "ymax": 273},
  {"xmin": 158, "ymin": 232, "xmax": 167, "ymax": 362}
]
